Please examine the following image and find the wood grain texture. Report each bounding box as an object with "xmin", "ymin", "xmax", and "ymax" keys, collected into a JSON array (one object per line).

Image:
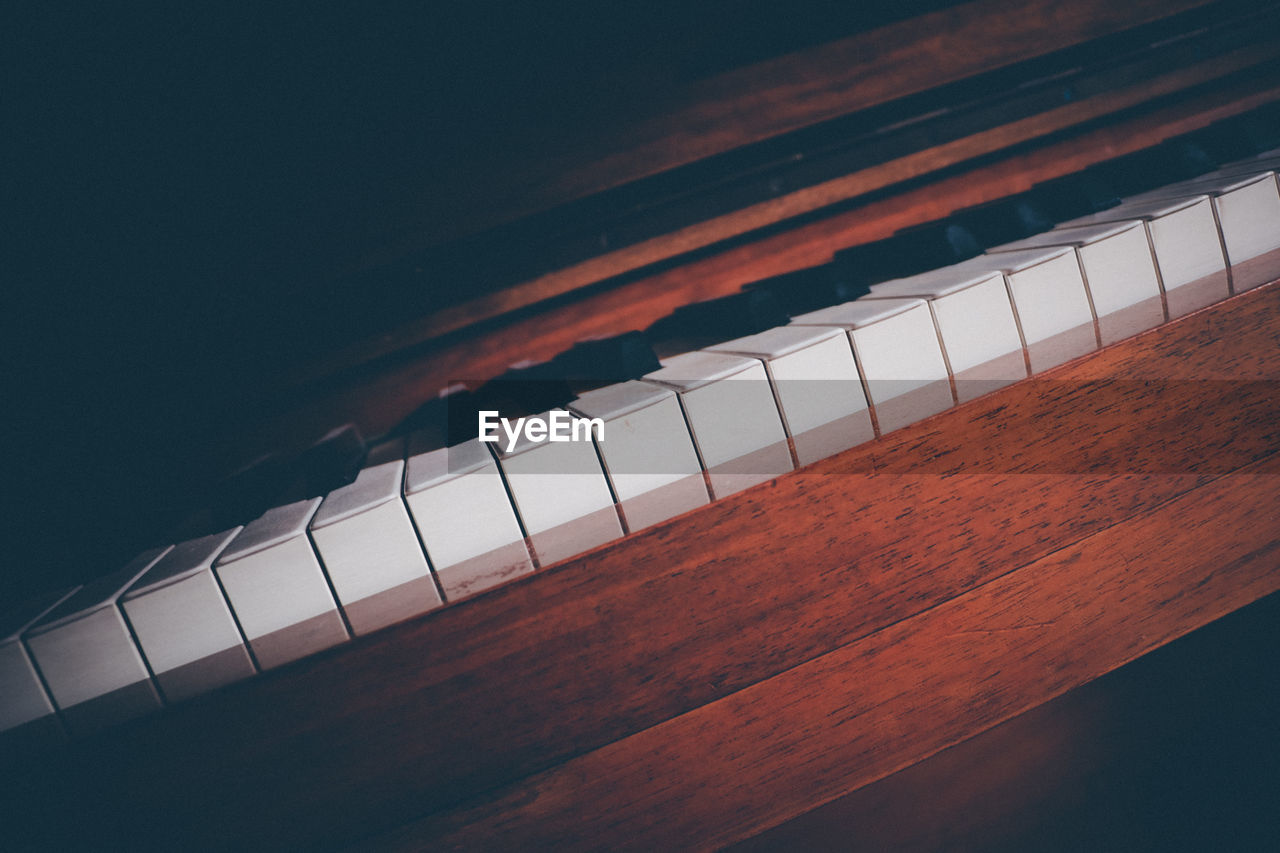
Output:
[
  {"xmin": 534, "ymin": 0, "xmax": 1217, "ymax": 200},
  {"xmin": 382, "ymin": 458, "xmax": 1280, "ymax": 851},
  {"xmin": 252, "ymin": 72, "xmax": 1280, "ymax": 474},
  {"xmin": 727, "ymin": 590, "xmax": 1280, "ymax": 851},
  {"xmin": 7, "ymin": 285, "xmax": 1278, "ymax": 852},
  {"xmin": 389, "ymin": 0, "xmax": 1217, "ymax": 251},
  {"xmin": 357, "ymin": 43, "xmax": 1280, "ymax": 353}
]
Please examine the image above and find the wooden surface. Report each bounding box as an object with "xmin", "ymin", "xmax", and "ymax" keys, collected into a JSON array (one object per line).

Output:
[
  {"xmin": 505, "ymin": 0, "xmax": 1219, "ymax": 208},
  {"xmin": 7, "ymin": 283, "xmax": 1278, "ymax": 851},
  {"xmin": 383, "ymin": 458, "xmax": 1279, "ymax": 851},
  {"xmin": 17, "ymin": 0, "xmax": 1280, "ymax": 620},
  {"xmin": 254, "ymin": 70, "xmax": 1280, "ymax": 473},
  {"xmin": 729, "ymin": 589, "xmax": 1280, "ymax": 852},
  {"xmin": 290, "ymin": 1, "xmax": 1280, "ymax": 392},
  {"xmin": 365, "ymin": 0, "xmax": 1217, "ymax": 256},
  {"xmin": 346, "ymin": 38, "xmax": 1280, "ymax": 359}
]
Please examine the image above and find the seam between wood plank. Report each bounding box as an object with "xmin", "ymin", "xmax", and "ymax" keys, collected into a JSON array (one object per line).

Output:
[
  {"xmin": 17, "ymin": 285, "xmax": 1274, "ymax": 853},
  {"xmin": 366, "ymin": 454, "xmax": 1280, "ymax": 850},
  {"xmin": 275, "ymin": 78, "xmax": 1280, "ymax": 430}
]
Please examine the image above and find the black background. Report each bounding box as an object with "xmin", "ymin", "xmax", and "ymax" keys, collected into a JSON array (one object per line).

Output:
[
  {"xmin": 5, "ymin": 4, "xmax": 1279, "ymax": 849},
  {"xmin": 6, "ymin": 1, "xmax": 948, "ymax": 602}
]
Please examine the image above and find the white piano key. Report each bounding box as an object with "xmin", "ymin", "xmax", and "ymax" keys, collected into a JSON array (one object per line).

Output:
[
  {"xmin": 989, "ymin": 221, "xmax": 1164, "ymax": 346},
  {"xmin": 1124, "ymin": 172, "xmax": 1280, "ymax": 291},
  {"xmin": 404, "ymin": 437, "xmax": 533, "ymax": 601},
  {"xmin": 707, "ymin": 325, "xmax": 874, "ymax": 464},
  {"xmin": 644, "ymin": 351, "xmax": 793, "ymax": 497},
  {"xmin": 569, "ymin": 381, "xmax": 710, "ymax": 531},
  {"xmin": 492, "ymin": 409, "xmax": 624, "ymax": 566},
  {"xmin": 958, "ymin": 246, "xmax": 1097, "ymax": 373},
  {"xmin": 213, "ymin": 498, "xmax": 348, "ymax": 670},
  {"xmin": 790, "ymin": 298, "xmax": 953, "ymax": 434},
  {"xmin": 1056, "ymin": 196, "xmax": 1230, "ymax": 318},
  {"xmin": 867, "ymin": 267, "xmax": 1027, "ymax": 402},
  {"xmin": 0, "ymin": 587, "xmax": 78, "ymax": 747},
  {"xmin": 25, "ymin": 549, "xmax": 170, "ymax": 736},
  {"xmin": 311, "ymin": 449, "xmax": 442, "ymax": 635},
  {"xmin": 1202, "ymin": 172, "xmax": 1280, "ymax": 291},
  {"xmin": 120, "ymin": 528, "xmax": 256, "ymax": 703}
]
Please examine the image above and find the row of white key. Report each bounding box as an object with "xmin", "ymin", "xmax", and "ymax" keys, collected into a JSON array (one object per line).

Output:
[
  {"xmin": 5, "ymin": 156, "xmax": 1279, "ymax": 743},
  {"xmin": 479, "ymin": 159, "xmax": 1280, "ymax": 541},
  {"xmin": 0, "ymin": 439, "xmax": 530, "ymax": 738}
]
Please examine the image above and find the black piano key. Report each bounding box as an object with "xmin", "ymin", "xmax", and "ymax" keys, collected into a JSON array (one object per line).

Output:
[
  {"xmin": 743, "ymin": 264, "xmax": 871, "ymax": 316},
  {"xmin": 393, "ymin": 336, "xmax": 657, "ymax": 442},
  {"xmin": 551, "ymin": 331, "xmax": 661, "ymax": 384},
  {"xmin": 213, "ymin": 425, "xmax": 366, "ymax": 526},
  {"xmin": 1236, "ymin": 102, "xmax": 1280, "ymax": 154},
  {"xmin": 646, "ymin": 289, "xmax": 789, "ymax": 351},
  {"xmin": 284, "ymin": 424, "xmax": 367, "ymax": 501},
  {"xmin": 211, "ymin": 452, "xmax": 295, "ymax": 529},
  {"xmin": 952, "ymin": 194, "xmax": 1057, "ymax": 247},
  {"xmin": 1089, "ymin": 140, "xmax": 1220, "ymax": 198},
  {"xmin": 394, "ymin": 388, "xmax": 485, "ymax": 447},
  {"xmin": 1182, "ymin": 104, "xmax": 1280, "ymax": 164},
  {"xmin": 834, "ymin": 221, "xmax": 983, "ymax": 286},
  {"xmin": 902, "ymin": 221, "xmax": 983, "ymax": 267},
  {"xmin": 1087, "ymin": 150, "xmax": 1170, "ymax": 197},
  {"xmin": 1160, "ymin": 139, "xmax": 1219, "ymax": 180},
  {"xmin": 1027, "ymin": 172, "xmax": 1121, "ymax": 222},
  {"xmin": 479, "ymin": 361, "xmax": 576, "ymax": 416},
  {"xmin": 1187, "ymin": 121, "xmax": 1259, "ymax": 166}
]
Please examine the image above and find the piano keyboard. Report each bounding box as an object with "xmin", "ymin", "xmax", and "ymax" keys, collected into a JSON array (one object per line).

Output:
[
  {"xmin": 5, "ymin": 148, "xmax": 1280, "ymax": 748},
  {"xmin": 120, "ymin": 529, "xmax": 254, "ymax": 704},
  {"xmin": 991, "ymin": 220, "xmax": 1166, "ymax": 347},
  {"xmin": 568, "ymin": 381, "xmax": 710, "ymax": 531},
  {"xmin": 862, "ymin": 268, "xmax": 1027, "ymax": 403}
]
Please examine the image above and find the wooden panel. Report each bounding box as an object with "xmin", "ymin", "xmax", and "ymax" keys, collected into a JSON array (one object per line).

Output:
[
  {"xmin": 537, "ymin": 0, "xmax": 1218, "ymax": 200},
  {"xmin": 358, "ymin": 41, "xmax": 1280, "ymax": 355},
  {"xmin": 728, "ymin": 590, "xmax": 1280, "ymax": 851},
  {"xmin": 7, "ymin": 284, "xmax": 1278, "ymax": 851},
  {"xmin": 386, "ymin": 457, "xmax": 1280, "ymax": 851},
  {"xmin": 392, "ymin": 0, "xmax": 1217, "ymax": 251},
  {"xmin": 253, "ymin": 72, "xmax": 1280, "ymax": 469}
]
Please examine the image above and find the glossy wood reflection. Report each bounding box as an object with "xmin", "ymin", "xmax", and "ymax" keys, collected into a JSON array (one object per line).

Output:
[{"xmin": 6, "ymin": 283, "xmax": 1278, "ymax": 852}]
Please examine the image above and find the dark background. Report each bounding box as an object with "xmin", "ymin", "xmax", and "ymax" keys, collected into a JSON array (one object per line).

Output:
[
  {"xmin": 6, "ymin": 1, "xmax": 951, "ymax": 603},
  {"xmin": 6, "ymin": 5, "xmax": 1279, "ymax": 850}
]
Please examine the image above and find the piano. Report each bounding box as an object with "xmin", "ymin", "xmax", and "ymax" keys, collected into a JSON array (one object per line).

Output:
[{"xmin": 5, "ymin": 1, "xmax": 1280, "ymax": 848}]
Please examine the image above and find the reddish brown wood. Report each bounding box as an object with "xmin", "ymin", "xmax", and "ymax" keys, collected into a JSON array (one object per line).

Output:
[
  {"xmin": 360, "ymin": 0, "xmax": 1216, "ymax": 255},
  {"xmin": 244, "ymin": 71, "xmax": 1280, "ymax": 474},
  {"xmin": 358, "ymin": 41, "xmax": 1279, "ymax": 352},
  {"xmin": 383, "ymin": 457, "xmax": 1280, "ymax": 851},
  {"xmin": 728, "ymin": 591, "xmax": 1280, "ymax": 851},
  {"xmin": 8, "ymin": 285, "xmax": 1278, "ymax": 851}
]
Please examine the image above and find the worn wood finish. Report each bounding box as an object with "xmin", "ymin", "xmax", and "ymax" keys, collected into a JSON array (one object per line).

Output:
[
  {"xmin": 8, "ymin": 285, "xmax": 1278, "ymax": 851},
  {"xmin": 374, "ymin": 0, "xmax": 1217, "ymax": 254},
  {"xmin": 727, "ymin": 590, "xmax": 1280, "ymax": 851},
  {"xmin": 383, "ymin": 458, "xmax": 1280, "ymax": 851},
  {"xmin": 526, "ymin": 0, "xmax": 1219, "ymax": 203},
  {"xmin": 348, "ymin": 43, "xmax": 1280, "ymax": 359},
  {"xmin": 253, "ymin": 71, "xmax": 1280, "ymax": 471}
]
